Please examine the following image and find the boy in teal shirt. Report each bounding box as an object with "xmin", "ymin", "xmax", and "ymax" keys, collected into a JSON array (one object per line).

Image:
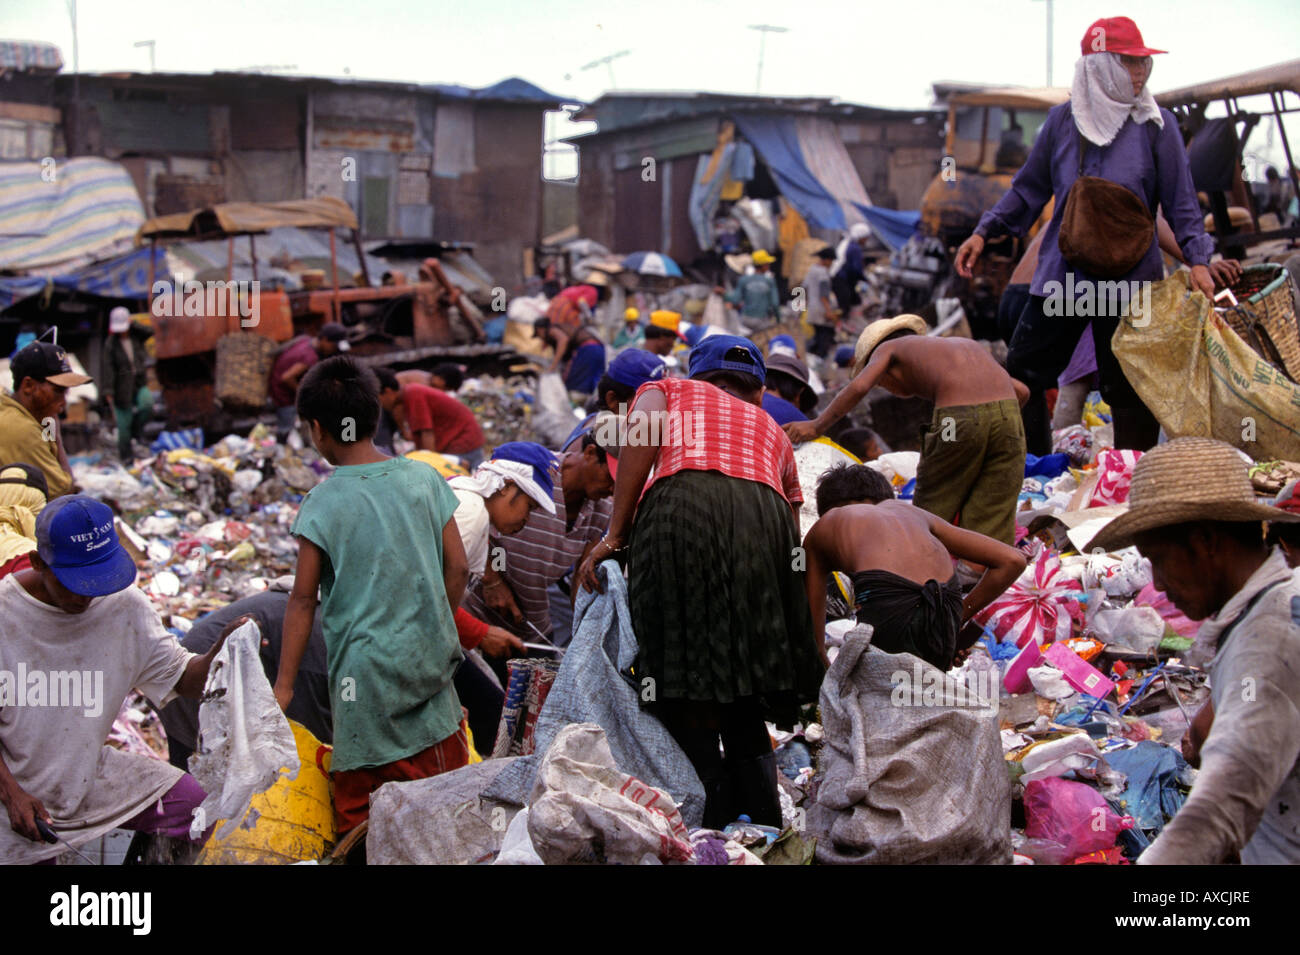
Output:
[{"xmin": 273, "ymin": 356, "xmax": 470, "ymax": 835}]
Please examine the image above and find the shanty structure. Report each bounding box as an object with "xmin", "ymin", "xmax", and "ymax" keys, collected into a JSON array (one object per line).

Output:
[{"xmin": 566, "ymin": 91, "xmax": 942, "ymax": 269}]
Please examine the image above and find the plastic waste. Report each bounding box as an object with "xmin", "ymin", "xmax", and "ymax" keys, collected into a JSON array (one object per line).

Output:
[
  {"xmin": 189, "ymin": 620, "xmax": 300, "ymax": 840},
  {"xmin": 1023, "ymin": 777, "xmax": 1135, "ymax": 860}
]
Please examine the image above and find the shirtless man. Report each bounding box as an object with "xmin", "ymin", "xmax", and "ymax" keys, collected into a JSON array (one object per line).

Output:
[
  {"xmin": 803, "ymin": 464, "xmax": 1026, "ymax": 670},
  {"xmin": 785, "ymin": 314, "xmax": 1028, "ymax": 545}
]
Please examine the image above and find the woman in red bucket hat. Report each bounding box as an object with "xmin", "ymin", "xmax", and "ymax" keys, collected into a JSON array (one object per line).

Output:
[{"xmin": 953, "ymin": 16, "xmax": 1233, "ymax": 456}]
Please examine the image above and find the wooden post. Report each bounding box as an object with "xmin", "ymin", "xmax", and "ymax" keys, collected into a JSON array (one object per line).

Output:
[
  {"xmin": 352, "ymin": 229, "xmax": 371, "ymax": 287},
  {"xmin": 329, "ymin": 230, "xmax": 341, "ymax": 323}
]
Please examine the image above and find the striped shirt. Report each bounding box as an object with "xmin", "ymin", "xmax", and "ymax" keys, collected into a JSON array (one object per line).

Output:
[
  {"xmin": 638, "ymin": 377, "xmax": 802, "ymax": 505},
  {"xmin": 461, "ymin": 477, "xmax": 612, "ymax": 637}
]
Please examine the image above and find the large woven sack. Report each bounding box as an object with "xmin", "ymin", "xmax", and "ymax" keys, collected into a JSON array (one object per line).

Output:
[
  {"xmin": 808, "ymin": 629, "xmax": 1011, "ymax": 864},
  {"xmin": 367, "ymin": 758, "xmax": 522, "ymax": 864},
  {"xmin": 1112, "ymin": 272, "xmax": 1300, "ymax": 461},
  {"xmin": 526, "ymin": 722, "xmax": 694, "ymax": 865},
  {"xmin": 483, "ymin": 559, "xmax": 705, "ymax": 826},
  {"xmin": 215, "ymin": 332, "xmax": 277, "ymax": 410}
]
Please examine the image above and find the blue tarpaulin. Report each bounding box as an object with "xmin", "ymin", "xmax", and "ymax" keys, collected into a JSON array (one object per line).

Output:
[
  {"xmin": 0, "ymin": 245, "xmax": 165, "ymax": 310},
  {"xmin": 852, "ymin": 203, "xmax": 922, "ymax": 252},
  {"xmin": 731, "ymin": 114, "xmax": 847, "ymax": 230}
]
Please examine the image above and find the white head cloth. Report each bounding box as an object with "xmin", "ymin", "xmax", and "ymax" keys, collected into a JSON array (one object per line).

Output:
[
  {"xmin": 1070, "ymin": 52, "xmax": 1162, "ymax": 148},
  {"xmin": 449, "ymin": 459, "xmax": 556, "ymax": 514}
]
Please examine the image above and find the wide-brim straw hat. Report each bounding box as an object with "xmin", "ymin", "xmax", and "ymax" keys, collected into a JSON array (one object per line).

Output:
[
  {"xmin": 1086, "ymin": 437, "xmax": 1300, "ymax": 552},
  {"xmin": 851, "ymin": 314, "xmax": 927, "ymax": 376}
]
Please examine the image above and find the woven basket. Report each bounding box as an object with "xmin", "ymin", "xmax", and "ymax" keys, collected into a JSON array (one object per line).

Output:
[
  {"xmin": 215, "ymin": 332, "xmax": 277, "ymax": 410},
  {"xmin": 1221, "ymin": 263, "xmax": 1300, "ymax": 382}
]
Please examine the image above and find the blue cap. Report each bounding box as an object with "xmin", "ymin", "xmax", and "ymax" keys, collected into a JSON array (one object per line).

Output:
[
  {"xmin": 682, "ymin": 324, "xmax": 709, "ymax": 349},
  {"xmin": 834, "ymin": 344, "xmax": 855, "ymax": 368},
  {"xmin": 768, "ymin": 334, "xmax": 797, "ymax": 354},
  {"xmin": 607, "ymin": 348, "xmax": 666, "ymax": 389},
  {"xmin": 35, "ymin": 496, "xmax": 137, "ymax": 597},
  {"xmin": 490, "ymin": 442, "xmax": 558, "ymax": 501},
  {"xmin": 688, "ymin": 334, "xmax": 766, "ymax": 384}
]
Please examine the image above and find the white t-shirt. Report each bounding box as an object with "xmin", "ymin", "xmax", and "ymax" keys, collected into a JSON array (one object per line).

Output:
[
  {"xmin": 0, "ymin": 575, "xmax": 194, "ymax": 862},
  {"xmin": 450, "ymin": 485, "xmax": 491, "ymax": 575}
]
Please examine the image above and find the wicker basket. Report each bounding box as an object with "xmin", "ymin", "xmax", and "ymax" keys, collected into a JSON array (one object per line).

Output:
[
  {"xmin": 215, "ymin": 332, "xmax": 278, "ymax": 411},
  {"xmin": 1221, "ymin": 263, "xmax": 1300, "ymax": 382}
]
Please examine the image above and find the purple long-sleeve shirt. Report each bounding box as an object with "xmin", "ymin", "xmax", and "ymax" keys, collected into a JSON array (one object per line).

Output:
[{"xmin": 975, "ymin": 103, "xmax": 1215, "ymax": 297}]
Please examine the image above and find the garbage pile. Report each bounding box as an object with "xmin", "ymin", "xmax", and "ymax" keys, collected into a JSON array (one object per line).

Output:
[
  {"xmin": 934, "ymin": 394, "xmax": 1212, "ymax": 865},
  {"xmin": 457, "ymin": 374, "xmax": 545, "ymax": 449},
  {"xmin": 72, "ymin": 423, "xmax": 328, "ymax": 625}
]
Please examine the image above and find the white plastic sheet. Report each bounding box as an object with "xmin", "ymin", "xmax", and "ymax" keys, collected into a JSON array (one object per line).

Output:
[{"xmin": 189, "ymin": 620, "xmax": 299, "ymax": 840}]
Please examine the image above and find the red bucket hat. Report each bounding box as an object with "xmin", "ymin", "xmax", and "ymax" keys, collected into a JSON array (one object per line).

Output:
[{"xmin": 1081, "ymin": 16, "xmax": 1167, "ymax": 57}]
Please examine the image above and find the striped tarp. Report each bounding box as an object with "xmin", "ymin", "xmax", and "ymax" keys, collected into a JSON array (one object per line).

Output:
[{"xmin": 0, "ymin": 158, "xmax": 145, "ymax": 272}]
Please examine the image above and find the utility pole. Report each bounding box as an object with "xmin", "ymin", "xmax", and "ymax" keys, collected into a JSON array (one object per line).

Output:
[
  {"xmin": 579, "ymin": 50, "xmax": 630, "ymax": 91},
  {"xmin": 748, "ymin": 24, "xmax": 788, "ymax": 94},
  {"xmin": 134, "ymin": 40, "xmax": 156, "ymax": 72},
  {"xmin": 67, "ymin": 0, "xmax": 79, "ymax": 154}
]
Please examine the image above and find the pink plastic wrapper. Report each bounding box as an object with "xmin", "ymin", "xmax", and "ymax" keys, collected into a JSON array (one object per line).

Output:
[
  {"xmin": 1088, "ymin": 449, "xmax": 1143, "ymax": 507},
  {"xmin": 1024, "ymin": 777, "xmax": 1134, "ymax": 860},
  {"xmin": 1133, "ymin": 583, "xmax": 1198, "ymax": 639},
  {"xmin": 975, "ymin": 551, "xmax": 1082, "ymax": 649}
]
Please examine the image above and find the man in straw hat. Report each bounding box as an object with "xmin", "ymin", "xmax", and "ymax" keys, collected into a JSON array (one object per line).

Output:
[
  {"xmin": 785, "ymin": 315, "xmax": 1029, "ymax": 547},
  {"xmin": 1086, "ymin": 437, "xmax": 1300, "ymax": 865}
]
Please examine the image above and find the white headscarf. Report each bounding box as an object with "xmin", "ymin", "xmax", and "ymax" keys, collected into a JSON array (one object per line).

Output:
[
  {"xmin": 448, "ymin": 459, "xmax": 556, "ymax": 514},
  {"xmin": 1070, "ymin": 52, "xmax": 1163, "ymax": 148}
]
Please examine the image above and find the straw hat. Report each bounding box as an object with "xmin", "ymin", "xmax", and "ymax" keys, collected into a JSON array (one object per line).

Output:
[
  {"xmin": 1086, "ymin": 437, "xmax": 1300, "ymax": 552},
  {"xmin": 851, "ymin": 314, "xmax": 927, "ymax": 376}
]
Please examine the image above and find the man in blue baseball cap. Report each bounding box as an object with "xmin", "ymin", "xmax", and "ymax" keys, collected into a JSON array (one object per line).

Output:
[
  {"xmin": 463, "ymin": 418, "xmax": 618, "ymax": 648},
  {"xmin": 0, "ymin": 495, "xmax": 241, "ymax": 862}
]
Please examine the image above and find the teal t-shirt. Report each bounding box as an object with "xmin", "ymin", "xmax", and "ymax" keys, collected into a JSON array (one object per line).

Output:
[
  {"xmin": 726, "ymin": 272, "xmax": 780, "ymax": 319},
  {"xmin": 291, "ymin": 456, "xmax": 463, "ymax": 771}
]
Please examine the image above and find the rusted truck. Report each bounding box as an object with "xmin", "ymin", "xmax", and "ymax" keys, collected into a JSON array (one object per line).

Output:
[
  {"xmin": 139, "ymin": 197, "xmax": 502, "ymax": 427},
  {"xmin": 882, "ymin": 86, "xmax": 1066, "ymax": 337}
]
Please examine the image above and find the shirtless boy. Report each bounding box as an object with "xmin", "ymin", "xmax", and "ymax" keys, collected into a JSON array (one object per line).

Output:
[
  {"xmin": 785, "ymin": 314, "xmax": 1028, "ymax": 545},
  {"xmin": 803, "ymin": 464, "xmax": 1026, "ymax": 670}
]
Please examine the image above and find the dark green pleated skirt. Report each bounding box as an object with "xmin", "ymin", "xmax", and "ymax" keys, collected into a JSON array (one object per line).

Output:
[{"xmin": 628, "ymin": 469, "xmax": 824, "ymax": 727}]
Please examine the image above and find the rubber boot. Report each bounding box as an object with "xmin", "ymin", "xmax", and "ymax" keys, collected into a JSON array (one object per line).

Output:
[{"xmin": 727, "ymin": 752, "xmax": 783, "ymax": 828}]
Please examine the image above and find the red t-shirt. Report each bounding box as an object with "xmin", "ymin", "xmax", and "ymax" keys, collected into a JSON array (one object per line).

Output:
[
  {"xmin": 269, "ymin": 337, "xmax": 320, "ymax": 408},
  {"xmin": 402, "ymin": 383, "xmax": 484, "ymax": 454},
  {"xmin": 636, "ymin": 377, "xmax": 802, "ymax": 504}
]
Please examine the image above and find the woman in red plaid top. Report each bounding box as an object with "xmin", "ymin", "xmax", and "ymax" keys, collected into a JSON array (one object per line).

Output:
[{"xmin": 577, "ymin": 335, "xmax": 824, "ymax": 829}]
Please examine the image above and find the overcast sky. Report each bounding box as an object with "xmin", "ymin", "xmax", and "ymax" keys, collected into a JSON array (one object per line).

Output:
[
  {"xmin": 7, "ymin": 0, "xmax": 1297, "ymax": 106},
  {"xmin": 6, "ymin": 0, "xmax": 1299, "ymax": 176}
]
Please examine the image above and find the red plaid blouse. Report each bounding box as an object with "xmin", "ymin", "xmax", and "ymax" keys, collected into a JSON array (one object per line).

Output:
[{"xmin": 636, "ymin": 377, "xmax": 802, "ymax": 504}]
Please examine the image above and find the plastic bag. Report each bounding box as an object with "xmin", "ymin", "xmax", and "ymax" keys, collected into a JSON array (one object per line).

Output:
[
  {"xmin": 530, "ymin": 372, "xmax": 581, "ymax": 448},
  {"xmin": 189, "ymin": 620, "xmax": 299, "ymax": 839},
  {"xmin": 974, "ymin": 550, "xmax": 1081, "ymax": 648},
  {"xmin": 1090, "ymin": 605, "xmax": 1166, "ymax": 652},
  {"xmin": 1088, "ymin": 448, "xmax": 1142, "ymax": 506},
  {"xmin": 1133, "ymin": 583, "xmax": 1198, "ymax": 640},
  {"xmin": 1023, "ymin": 777, "xmax": 1134, "ymax": 860}
]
